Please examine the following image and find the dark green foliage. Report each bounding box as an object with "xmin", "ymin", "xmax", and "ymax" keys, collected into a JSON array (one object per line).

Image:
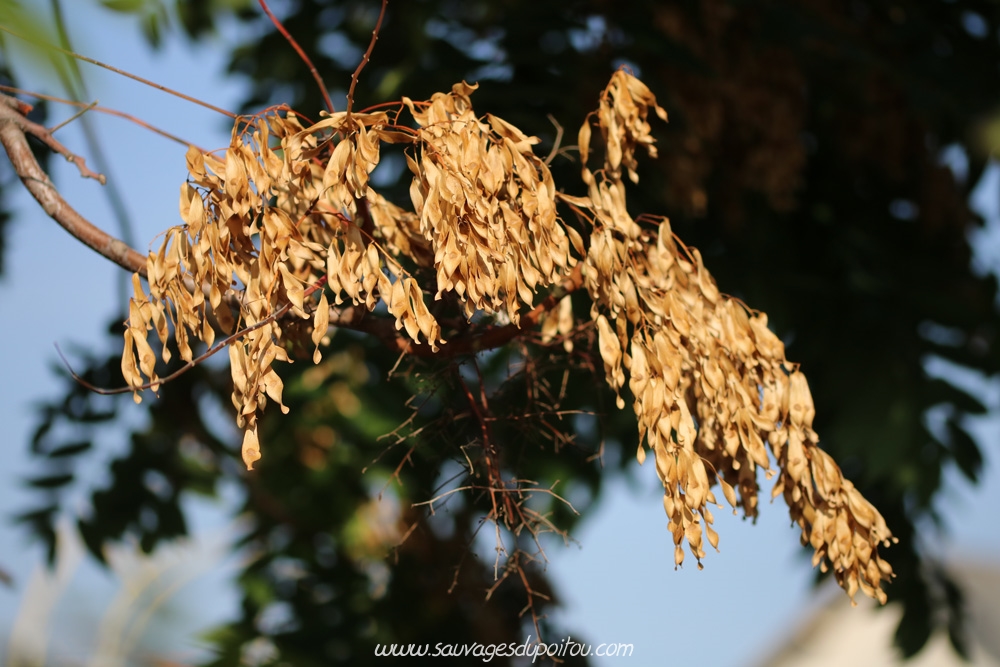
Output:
[
  {"xmin": 29, "ymin": 320, "xmax": 610, "ymax": 663},
  {"xmin": 0, "ymin": 60, "xmax": 49, "ymax": 279}
]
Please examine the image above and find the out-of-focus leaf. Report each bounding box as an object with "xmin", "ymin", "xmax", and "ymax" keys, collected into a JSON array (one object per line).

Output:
[
  {"xmin": 45, "ymin": 441, "xmax": 92, "ymax": 458},
  {"xmin": 141, "ymin": 10, "xmax": 163, "ymax": 48},
  {"xmin": 948, "ymin": 418, "xmax": 984, "ymax": 483},
  {"xmin": 943, "ymin": 573, "xmax": 970, "ymax": 659},
  {"xmin": 24, "ymin": 473, "xmax": 73, "ymax": 489},
  {"xmin": 99, "ymin": 0, "xmax": 146, "ymax": 13},
  {"xmin": 925, "ymin": 377, "xmax": 989, "ymax": 415},
  {"xmin": 15, "ymin": 505, "xmax": 59, "ymax": 564},
  {"xmin": 77, "ymin": 518, "xmax": 107, "ymax": 564}
]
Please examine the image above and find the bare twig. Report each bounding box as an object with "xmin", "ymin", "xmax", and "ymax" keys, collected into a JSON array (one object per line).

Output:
[
  {"xmin": 514, "ymin": 556, "xmax": 547, "ymax": 639},
  {"xmin": 412, "ymin": 485, "xmax": 474, "ymax": 509},
  {"xmin": 483, "ymin": 549, "xmax": 549, "ymax": 645},
  {"xmin": 56, "ymin": 277, "xmax": 338, "ymax": 396},
  {"xmin": 385, "ymin": 443, "xmax": 417, "ymax": 491},
  {"xmin": 0, "ymin": 86, "xmax": 198, "ymax": 148},
  {"xmin": 48, "ymin": 100, "xmax": 97, "ymax": 134},
  {"xmin": 0, "ymin": 25, "xmax": 236, "ymax": 119},
  {"xmin": 544, "ymin": 114, "xmax": 563, "ymax": 165},
  {"xmin": 258, "ymin": 0, "xmax": 334, "ymax": 113},
  {"xmin": 346, "ymin": 0, "xmax": 389, "ymax": 116}
]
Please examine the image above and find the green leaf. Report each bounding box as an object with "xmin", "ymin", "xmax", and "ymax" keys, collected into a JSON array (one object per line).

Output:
[
  {"xmin": 14, "ymin": 504, "xmax": 57, "ymax": 526},
  {"xmin": 141, "ymin": 11, "xmax": 162, "ymax": 48},
  {"xmin": 15, "ymin": 506, "xmax": 59, "ymax": 564},
  {"xmin": 77, "ymin": 519, "xmax": 107, "ymax": 565},
  {"xmin": 924, "ymin": 377, "xmax": 988, "ymax": 415},
  {"xmin": 46, "ymin": 441, "xmax": 92, "ymax": 458},
  {"xmin": 100, "ymin": 0, "xmax": 146, "ymax": 13},
  {"xmin": 894, "ymin": 595, "xmax": 933, "ymax": 658},
  {"xmin": 24, "ymin": 473, "xmax": 74, "ymax": 489},
  {"xmin": 948, "ymin": 419, "xmax": 983, "ymax": 483},
  {"xmin": 943, "ymin": 575, "xmax": 970, "ymax": 659}
]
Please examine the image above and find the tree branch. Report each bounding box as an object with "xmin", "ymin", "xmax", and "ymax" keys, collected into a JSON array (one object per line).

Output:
[{"xmin": 0, "ymin": 94, "xmax": 147, "ymax": 275}]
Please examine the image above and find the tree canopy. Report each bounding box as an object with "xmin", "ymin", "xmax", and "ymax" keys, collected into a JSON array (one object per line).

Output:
[{"xmin": 3, "ymin": 0, "xmax": 999, "ymax": 663}]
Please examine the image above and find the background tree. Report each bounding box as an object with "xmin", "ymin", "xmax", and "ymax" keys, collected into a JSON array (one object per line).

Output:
[{"xmin": 3, "ymin": 0, "xmax": 999, "ymax": 664}]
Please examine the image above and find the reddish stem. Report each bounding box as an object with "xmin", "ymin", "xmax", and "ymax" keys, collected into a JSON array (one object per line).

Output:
[
  {"xmin": 0, "ymin": 24, "xmax": 235, "ymax": 119},
  {"xmin": 346, "ymin": 0, "xmax": 389, "ymax": 116},
  {"xmin": 258, "ymin": 0, "xmax": 335, "ymax": 114},
  {"xmin": 0, "ymin": 85, "xmax": 198, "ymax": 149}
]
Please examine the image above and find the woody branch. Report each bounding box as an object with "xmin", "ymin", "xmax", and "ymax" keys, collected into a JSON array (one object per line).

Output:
[{"xmin": 0, "ymin": 93, "xmax": 147, "ymax": 275}]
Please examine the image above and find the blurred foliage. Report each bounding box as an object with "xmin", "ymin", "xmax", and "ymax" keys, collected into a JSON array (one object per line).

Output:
[
  {"xmin": 0, "ymin": 0, "xmax": 60, "ymax": 278},
  {"xmin": 12, "ymin": 0, "xmax": 1000, "ymax": 664},
  {"xmin": 0, "ymin": 69, "xmax": 48, "ymax": 279},
  {"xmin": 0, "ymin": 60, "xmax": 16, "ymax": 279}
]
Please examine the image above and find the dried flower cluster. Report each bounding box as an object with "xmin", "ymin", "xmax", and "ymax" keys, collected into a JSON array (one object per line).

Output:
[{"xmin": 121, "ymin": 70, "xmax": 893, "ymax": 604}]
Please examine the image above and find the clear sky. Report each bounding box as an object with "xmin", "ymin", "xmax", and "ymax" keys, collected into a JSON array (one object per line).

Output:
[{"xmin": 1, "ymin": 3, "xmax": 999, "ymax": 666}]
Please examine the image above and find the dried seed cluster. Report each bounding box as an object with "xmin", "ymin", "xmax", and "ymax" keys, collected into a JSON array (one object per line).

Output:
[
  {"xmin": 404, "ymin": 82, "xmax": 578, "ymax": 323},
  {"xmin": 122, "ymin": 86, "xmax": 579, "ymax": 469},
  {"xmin": 571, "ymin": 71, "xmax": 894, "ymax": 603},
  {"xmin": 122, "ymin": 112, "xmax": 431, "ymax": 468},
  {"xmin": 121, "ymin": 71, "xmax": 893, "ymax": 605}
]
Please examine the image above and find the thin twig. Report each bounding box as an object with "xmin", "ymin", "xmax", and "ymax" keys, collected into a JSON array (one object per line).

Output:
[
  {"xmin": 0, "ymin": 86, "xmax": 199, "ymax": 148},
  {"xmin": 57, "ymin": 277, "xmax": 332, "ymax": 396},
  {"xmin": 412, "ymin": 486, "xmax": 474, "ymax": 509},
  {"xmin": 48, "ymin": 100, "xmax": 97, "ymax": 134},
  {"xmin": 515, "ymin": 557, "xmax": 546, "ymax": 639},
  {"xmin": 385, "ymin": 444, "xmax": 417, "ymax": 491},
  {"xmin": 56, "ymin": 310, "xmax": 287, "ymax": 396},
  {"xmin": 346, "ymin": 0, "xmax": 389, "ymax": 116},
  {"xmin": 544, "ymin": 114, "xmax": 563, "ymax": 165},
  {"xmin": 0, "ymin": 24, "xmax": 236, "ymax": 119},
  {"xmin": 458, "ymin": 372, "xmax": 491, "ymax": 457},
  {"xmin": 258, "ymin": 0, "xmax": 334, "ymax": 113},
  {"xmin": 457, "ymin": 369, "xmax": 507, "ymax": 544}
]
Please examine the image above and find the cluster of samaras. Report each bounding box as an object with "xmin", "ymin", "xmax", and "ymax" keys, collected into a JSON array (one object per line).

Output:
[{"xmin": 121, "ymin": 71, "xmax": 894, "ymax": 604}]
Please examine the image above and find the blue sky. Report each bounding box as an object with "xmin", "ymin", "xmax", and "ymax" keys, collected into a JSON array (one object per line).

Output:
[{"xmin": 1, "ymin": 3, "xmax": 999, "ymax": 666}]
